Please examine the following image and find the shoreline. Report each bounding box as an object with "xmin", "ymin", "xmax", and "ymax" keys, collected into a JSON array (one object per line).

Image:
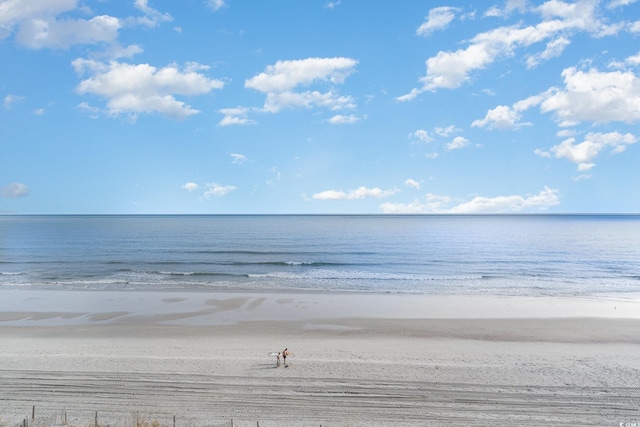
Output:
[{"xmin": 1, "ymin": 289, "xmax": 640, "ymax": 328}]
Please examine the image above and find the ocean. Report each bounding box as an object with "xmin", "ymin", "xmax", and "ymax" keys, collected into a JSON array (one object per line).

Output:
[{"xmin": 1, "ymin": 215, "xmax": 639, "ymax": 297}]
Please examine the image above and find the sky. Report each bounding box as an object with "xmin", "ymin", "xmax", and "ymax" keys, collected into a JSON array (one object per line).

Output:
[{"xmin": 1, "ymin": 0, "xmax": 639, "ymax": 214}]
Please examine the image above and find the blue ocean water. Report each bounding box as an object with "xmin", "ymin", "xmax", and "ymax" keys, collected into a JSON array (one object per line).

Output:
[{"xmin": 0, "ymin": 215, "xmax": 639, "ymax": 296}]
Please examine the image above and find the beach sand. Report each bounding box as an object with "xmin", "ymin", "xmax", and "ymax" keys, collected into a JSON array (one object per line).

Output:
[{"xmin": 1, "ymin": 290, "xmax": 640, "ymax": 426}]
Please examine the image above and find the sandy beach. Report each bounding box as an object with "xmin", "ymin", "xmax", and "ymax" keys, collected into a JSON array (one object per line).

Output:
[{"xmin": 1, "ymin": 291, "xmax": 640, "ymax": 426}]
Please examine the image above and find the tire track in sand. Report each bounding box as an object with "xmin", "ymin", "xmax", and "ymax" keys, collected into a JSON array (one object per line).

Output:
[{"xmin": 1, "ymin": 369, "xmax": 638, "ymax": 426}]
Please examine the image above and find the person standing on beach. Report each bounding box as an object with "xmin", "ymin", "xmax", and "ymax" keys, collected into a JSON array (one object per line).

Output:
[
  {"xmin": 276, "ymin": 352, "xmax": 282, "ymax": 367},
  {"xmin": 282, "ymin": 348, "xmax": 288, "ymax": 367}
]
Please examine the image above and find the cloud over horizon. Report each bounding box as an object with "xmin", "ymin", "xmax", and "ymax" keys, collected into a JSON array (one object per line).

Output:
[
  {"xmin": 312, "ymin": 186, "xmax": 399, "ymax": 201},
  {"xmin": 380, "ymin": 187, "xmax": 560, "ymax": 214}
]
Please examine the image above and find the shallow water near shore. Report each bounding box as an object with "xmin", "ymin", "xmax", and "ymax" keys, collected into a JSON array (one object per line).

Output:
[{"xmin": 2, "ymin": 214, "xmax": 640, "ymax": 297}]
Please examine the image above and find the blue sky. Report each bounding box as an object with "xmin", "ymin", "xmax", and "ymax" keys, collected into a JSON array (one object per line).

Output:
[{"xmin": 1, "ymin": 0, "xmax": 639, "ymax": 214}]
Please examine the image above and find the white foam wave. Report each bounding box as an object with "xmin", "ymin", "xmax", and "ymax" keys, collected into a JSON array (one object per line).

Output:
[{"xmin": 247, "ymin": 269, "xmax": 483, "ymax": 282}]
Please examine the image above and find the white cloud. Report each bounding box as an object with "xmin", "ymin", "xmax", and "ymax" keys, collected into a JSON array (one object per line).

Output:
[
  {"xmin": 526, "ymin": 36, "xmax": 570, "ymax": 68},
  {"xmin": 0, "ymin": 0, "xmax": 121, "ymax": 49},
  {"xmin": 578, "ymin": 162, "xmax": 595, "ymax": 171},
  {"xmin": 230, "ymin": 153, "xmax": 248, "ymax": 164},
  {"xmin": 204, "ymin": 183, "xmax": 237, "ymax": 198},
  {"xmin": 449, "ymin": 186, "xmax": 560, "ymax": 213},
  {"xmin": 0, "ymin": 0, "xmax": 76, "ymax": 38},
  {"xmin": 133, "ymin": 0, "xmax": 172, "ymax": 28},
  {"xmin": 512, "ymin": 92, "xmax": 549, "ymax": 111},
  {"xmin": 484, "ymin": 0, "xmax": 528, "ymax": 18},
  {"xmin": 102, "ymin": 43, "xmax": 144, "ymax": 60},
  {"xmin": 182, "ymin": 182, "xmax": 199, "ymax": 191},
  {"xmin": 446, "ymin": 136, "xmax": 470, "ymax": 150},
  {"xmin": 556, "ymin": 129, "xmax": 577, "ymax": 138},
  {"xmin": 417, "ymin": 6, "xmax": 459, "ymax": 36},
  {"xmin": 420, "ymin": 43, "xmax": 494, "ymax": 94},
  {"xmin": 312, "ymin": 186, "xmax": 399, "ymax": 201},
  {"xmin": 3, "ymin": 94, "xmax": 24, "ymax": 109},
  {"xmin": 325, "ymin": 1, "xmax": 341, "ymax": 9},
  {"xmin": 16, "ymin": 14, "xmax": 121, "ymax": 49},
  {"xmin": 380, "ymin": 187, "xmax": 559, "ymax": 214},
  {"xmin": 472, "ymin": 92, "xmax": 549, "ymax": 129},
  {"xmin": 218, "ymin": 107, "xmax": 255, "ymax": 126},
  {"xmin": 484, "ymin": 6, "xmax": 502, "ymax": 18},
  {"xmin": 572, "ymin": 173, "xmax": 592, "ymax": 181},
  {"xmin": 537, "ymin": 131, "xmax": 637, "ymax": 170},
  {"xmin": 399, "ymin": 0, "xmax": 621, "ymax": 100},
  {"xmin": 245, "ymin": 57, "xmax": 357, "ymax": 113},
  {"xmin": 534, "ymin": 148, "xmax": 551, "ymax": 158},
  {"xmin": 1, "ymin": 182, "xmax": 29, "ymax": 198},
  {"xmin": 410, "ymin": 125, "xmax": 462, "ymax": 147},
  {"xmin": 410, "ymin": 129, "xmax": 434, "ymax": 144},
  {"xmin": 607, "ymin": 0, "xmax": 638, "ymax": 8},
  {"xmin": 183, "ymin": 181, "xmax": 236, "ymax": 198},
  {"xmin": 77, "ymin": 101, "xmax": 100, "ymax": 118},
  {"xmin": 410, "ymin": 125, "xmax": 466, "ymax": 155},
  {"xmin": 246, "ymin": 57, "xmax": 356, "ymax": 94},
  {"xmin": 624, "ymin": 52, "xmax": 640, "ymax": 66},
  {"xmin": 477, "ymin": 65, "xmax": 640, "ymax": 130},
  {"xmin": 434, "ymin": 125, "xmax": 460, "ymax": 137},
  {"xmin": 259, "ymin": 90, "xmax": 356, "ymax": 113},
  {"xmin": 472, "ymin": 105, "xmax": 523, "ymax": 129},
  {"xmin": 404, "ymin": 179, "xmax": 421, "ymax": 190},
  {"xmin": 1, "ymin": 0, "xmax": 173, "ymax": 49},
  {"xmin": 380, "ymin": 198, "xmax": 441, "ymax": 214},
  {"xmin": 73, "ymin": 59, "xmax": 224, "ymax": 119},
  {"xmin": 207, "ymin": 0, "xmax": 227, "ymax": 11},
  {"xmin": 507, "ymin": 0, "xmax": 529, "ymax": 14},
  {"xmin": 396, "ymin": 88, "xmax": 421, "ymax": 103},
  {"xmin": 328, "ymin": 114, "xmax": 360, "ymax": 124},
  {"xmin": 541, "ymin": 67, "xmax": 640, "ymax": 125}
]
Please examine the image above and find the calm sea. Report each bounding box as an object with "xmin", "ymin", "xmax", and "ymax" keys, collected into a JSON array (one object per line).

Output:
[{"xmin": 0, "ymin": 215, "xmax": 639, "ymax": 297}]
